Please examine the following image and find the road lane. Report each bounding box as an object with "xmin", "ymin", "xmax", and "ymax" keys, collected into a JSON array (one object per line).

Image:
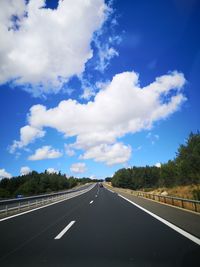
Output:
[
  {"xmin": 104, "ymin": 185, "xmax": 200, "ymax": 238},
  {"xmin": 0, "ymin": 185, "xmax": 199, "ymax": 266},
  {"xmin": 0, "ymin": 185, "xmax": 97, "ymax": 263},
  {"xmin": 118, "ymin": 193, "xmax": 200, "ymax": 245},
  {"xmin": 0, "ymin": 183, "xmax": 93, "ymax": 214},
  {"xmin": 50, "ymin": 187, "xmax": 199, "ymax": 266}
]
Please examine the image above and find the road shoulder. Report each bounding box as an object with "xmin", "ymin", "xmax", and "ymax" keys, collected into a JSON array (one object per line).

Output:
[{"xmin": 104, "ymin": 184, "xmax": 200, "ymax": 238}]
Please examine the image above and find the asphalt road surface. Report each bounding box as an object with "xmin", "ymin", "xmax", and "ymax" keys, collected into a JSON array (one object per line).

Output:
[{"xmin": 0, "ymin": 184, "xmax": 199, "ymax": 266}]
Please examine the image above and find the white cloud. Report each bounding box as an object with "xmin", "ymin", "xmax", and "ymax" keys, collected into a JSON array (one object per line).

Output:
[
  {"xmin": 70, "ymin": 162, "xmax": 87, "ymax": 173},
  {"xmin": 90, "ymin": 175, "xmax": 96, "ymax": 180},
  {"xmin": 20, "ymin": 166, "xmax": 31, "ymax": 175},
  {"xmin": 0, "ymin": 0, "xmax": 108, "ymax": 95},
  {"xmin": 93, "ymin": 9, "xmax": 121, "ymax": 73},
  {"xmin": 81, "ymin": 143, "xmax": 131, "ymax": 166},
  {"xmin": 79, "ymin": 77, "xmax": 96, "ymax": 100},
  {"xmin": 12, "ymin": 71, "xmax": 186, "ymax": 165},
  {"xmin": 95, "ymin": 44, "xmax": 119, "ymax": 72},
  {"xmin": 65, "ymin": 88, "xmax": 74, "ymax": 96},
  {"xmin": 9, "ymin": 125, "xmax": 45, "ymax": 153},
  {"xmin": 155, "ymin": 162, "xmax": 161, "ymax": 168},
  {"xmin": 95, "ymin": 80, "xmax": 110, "ymax": 90},
  {"xmin": 0, "ymin": 168, "xmax": 12, "ymax": 179},
  {"xmin": 64, "ymin": 144, "xmax": 75, "ymax": 157},
  {"xmin": 28, "ymin": 146, "xmax": 62, "ymax": 160},
  {"xmin": 80, "ymin": 87, "xmax": 96, "ymax": 100},
  {"xmin": 46, "ymin": 168, "xmax": 59, "ymax": 174},
  {"xmin": 80, "ymin": 78, "xmax": 108, "ymax": 100}
]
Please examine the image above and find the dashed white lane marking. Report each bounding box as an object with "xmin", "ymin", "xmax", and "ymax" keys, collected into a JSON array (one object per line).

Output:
[
  {"xmin": 89, "ymin": 200, "xmax": 94, "ymax": 204},
  {"xmin": 54, "ymin": 221, "xmax": 76, "ymax": 240},
  {"xmin": 118, "ymin": 194, "xmax": 200, "ymax": 246},
  {"xmin": 95, "ymin": 195, "xmax": 98, "ymax": 198}
]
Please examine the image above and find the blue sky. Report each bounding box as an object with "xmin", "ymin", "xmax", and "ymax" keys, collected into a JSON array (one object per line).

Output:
[{"xmin": 0, "ymin": 0, "xmax": 199, "ymax": 179}]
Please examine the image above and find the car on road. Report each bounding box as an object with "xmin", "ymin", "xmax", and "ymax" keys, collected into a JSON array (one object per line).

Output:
[{"xmin": 16, "ymin": 194, "xmax": 24, "ymax": 198}]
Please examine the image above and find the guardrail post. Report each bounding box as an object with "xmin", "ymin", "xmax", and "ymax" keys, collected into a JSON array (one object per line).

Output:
[
  {"xmin": 181, "ymin": 199, "xmax": 184, "ymax": 208},
  {"xmin": 18, "ymin": 202, "xmax": 20, "ymax": 211},
  {"xmin": 5, "ymin": 205, "xmax": 8, "ymax": 216},
  {"xmin": 194, "ymin": 202, "xmax": 197, "ymax": 212}
]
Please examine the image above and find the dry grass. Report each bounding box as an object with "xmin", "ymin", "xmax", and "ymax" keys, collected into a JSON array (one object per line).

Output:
[
  {"xmin": 103, "ymin": 183, "xmax": 200, "ymax": 212},
  {"xmin": 148, "ymin": 184, "xmax": 200, "ymax": 200},
  {"xmin": 104, "ymin": 182, "xmax": 200, "ymax": 200}
]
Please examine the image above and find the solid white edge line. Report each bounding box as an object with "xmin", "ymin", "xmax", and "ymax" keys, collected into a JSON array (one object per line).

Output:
[
  {"xmin": 89, "ymin": 200, "xmax": 94, "ymax": 204},
  {"xmin": 54, "ymin": 221, "xmax": 75, "ymax": 240},
  {"xmin": 118, "ymin": 194, "xmax": 200, "ymax": 246},
  {"xmin": 105, "ymin": 187, "xmax": 115, "ymax": 193},
  {"xmin": 0, "ymin": 185, "xmax": 95, "ymax": 222}
]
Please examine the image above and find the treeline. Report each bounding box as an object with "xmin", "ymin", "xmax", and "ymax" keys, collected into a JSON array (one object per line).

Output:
[
  {"xmin": 0, "ymin": 170, "xmax": 100, "ymax": 199},
  {"xmin": 108, "ymin": 132, "xmax": 200, "ymax": 190}
]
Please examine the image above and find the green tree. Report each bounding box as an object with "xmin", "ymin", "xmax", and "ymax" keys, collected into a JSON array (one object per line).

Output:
[
  {"xmin": 176, "ymin": 132, "xmax": 200, "ymax": 184},
  {"xmin": 159, "ymin": 161, "xmax": 177, "ymax": 187}
]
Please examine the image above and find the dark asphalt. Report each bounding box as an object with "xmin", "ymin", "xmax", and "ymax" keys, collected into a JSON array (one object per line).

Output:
[
  {"xmin": 108, "ymin": 187, "xmax": 200, "ymax": 239},
  {"xmin": 0, "ymin": 184, "xmax": 199, "ymax": 266}
]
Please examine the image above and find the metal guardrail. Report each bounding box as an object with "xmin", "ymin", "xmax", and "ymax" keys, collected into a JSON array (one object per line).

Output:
[
  {"xmin": 104, "ymin": 183, "xmax": 200, "ymax": 213},
  {"xmin": 131, "ymin": 191, "xmax": 200, "ymax": 213},
  {"xmin": 0, "ymin": 184, "xmax": 94, "ymax": 218},
  {"xmin": 0, "ymin": 184, "xmax": 90, "ymax": 206},
  {"xmin": 0, "ymin": 194, "xmax": 66, "ymax": 217}
]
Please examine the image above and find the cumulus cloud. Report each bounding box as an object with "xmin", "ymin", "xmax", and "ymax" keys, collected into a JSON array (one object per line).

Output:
[
  {"xmin": 28, "ymin": 146, "xmax": 62, "ymax": 160},
  {"xmin": 0, "ymin": 168, "xmax": 12, "ymax": 179},
  {"xmin": 70, "ymin": 162, "xmax": 87, "ymax": 173},
  {"xmin": 0, "ymin": 0, "xmax": 108, "ymax": 94},
  {"xmin": 81, "ymin": 143, "xmax": 131, "ymax": 165},
  {"xmin": 10, "ymin": 125, "xmax": 45, "ymax": 153},
  {"xmin": 12, "ymin": 71, "xmax": 186, "ymax": 165},
  {"xmin": 46, "ymin": 168, "xmax": 59, "ymax": 174},
  {"xmin": 20, "ymin": 166, "xmax": 31, "ymax": 175}
]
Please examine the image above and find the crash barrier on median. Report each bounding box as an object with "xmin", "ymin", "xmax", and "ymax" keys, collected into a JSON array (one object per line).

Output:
[
  {"xmin": 0, "ymin": 185, "xmax": 94, "ymax": 218},
  {"xmin": 131, "ymin": 191, "xmax": 200, "ymax": 213}
]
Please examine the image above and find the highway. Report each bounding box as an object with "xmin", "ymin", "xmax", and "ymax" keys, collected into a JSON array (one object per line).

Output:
[{"xmin": 0, "ymin": 184, "xmax": 199, "ymax": 266}]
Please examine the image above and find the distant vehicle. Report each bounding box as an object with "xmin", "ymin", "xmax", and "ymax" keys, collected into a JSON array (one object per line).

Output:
[
  {"xmin": 99, "ymin": 183, "xmax": 103, "ymax": 188},
  {"xmin": 16, "ymin": 194, "xmax": 24, "ymax": 198}
]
